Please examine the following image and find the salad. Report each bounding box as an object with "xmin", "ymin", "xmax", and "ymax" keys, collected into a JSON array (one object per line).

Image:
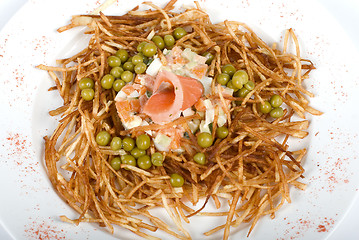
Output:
[{"xmin": 38, "ymin": 1, "xmax": 322, "ymax": 239}]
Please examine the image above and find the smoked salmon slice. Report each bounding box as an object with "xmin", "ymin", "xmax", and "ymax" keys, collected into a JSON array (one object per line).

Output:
[
  {"xmin": 176, "ymin": 75, "xmax": 204, "ymax": 110},
  {"xmin": 143, "ymin": 70, "xmax": 203, "ymax": 124}
]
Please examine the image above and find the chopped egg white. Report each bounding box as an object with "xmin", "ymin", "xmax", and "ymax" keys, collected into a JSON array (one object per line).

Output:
[
  {"xmin": 122, "ymin": 116, "xmax": 142, "ymax": 129},
  {"xmin": 217, "ymin": 107, "xmax": 227, "ymax": 127},
  {"xmin": 146, "ymin": 57, "xmax": 163, "ymax": 76},
  {"xmin": 200, "ymin": 97, "xmax": 228, "ymax": 129},
  {"xmin": 182, "ymin": 107, "xmax": 195, "ymax": 117},
  {"xmin": 186, "ymin": 61, "xmax": 197, "ymax": 69},
  {"xmin": 181, "ymin": 48, "xmax": 196, "ymax": 61},
  {"xmin": 127, "ymin": 90, "xmax": 139, "ymax": 99},
  {"xmin": 202, "ymin": 99, "xmax": 214, "ymax": 126},
  {"xmin": 181, "ymin": 48, "xmax": 207, "ymax": 65},
  {"xmin": 154, "ymin": 133, "xmax": 172, "ymax": 152},
  {"xmin": 215, "ymin": 85, "xmax": 234, "ymax": 97},
  {"xmin": 205, "ymin": 108, "xmax": 215, "ymax": 126},
  {"xmin": 187, "ymin": 119, "xmax": 200, "ymax": 133},
  {"xmin": 203, "ymin": 99, "xmax": 213, "ymax": 109},
  {"xmin": 222, "ymin": 87, "xmax": 234, "ymax": 96},
  {"xmin": 114, "ymin": 90, "xmax": 127, "ymax": 101},
  {"xmin": 200, "ymin": 76, "xmax": 212, "ymax": 96},
  {"xmin": 199, "ymin": 120, "xmax": 211, "ymax": 134}
]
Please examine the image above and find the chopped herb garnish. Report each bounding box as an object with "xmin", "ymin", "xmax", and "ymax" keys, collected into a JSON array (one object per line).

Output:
[
  {"xmin": 184, "ymin": 132, "xmax": 190, "ymax": 139},
  {"xmin": 146, "ymin": 90, "xmax": 152, "ymax": 98},
  {"xmin": 146, "ymin": 58, "xmax": 154, "ymax": 66},
  {"xmin": 209, "ymin": 122, "xmax": 213, "ymax": 133}
]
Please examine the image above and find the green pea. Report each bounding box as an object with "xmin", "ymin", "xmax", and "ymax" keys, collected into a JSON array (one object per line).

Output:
[
  {"xmin": 142, "ymin": 43, "xmax": 157, "ymax": 57},
  {"xmin": 113, "ymin": 79, "xmax": 126, "ymax": 92},
  {"xmin": 136, "ymin": 134, "xmax": 151, "ymax": 150},
  {"xmin": 121, "ymin": 154, "xmax": 136, "ymax": 168},
  {"xmin": 164, "ymin": 35, "xmax": 175, "ymax": 48},
  {"xmin": 107, "ymin": 55, "xmax": 122, "ymax": 68},
  {"xmin": 193, "ymin": 152, "xmax": 207, "ymax": 165},
  {"xmin": 216, "ymin": 126, "xmax": 229, "ymax": 139},
  {"xmin": 115, "ymin": 49, "xmax": 129, "ymax": 63},
  {"xmin": 132, "ymin": 54, "xmax": 143, "ymax": 65},
  {"xmin": 173, "ymin": 27, "xmax": 187, "ymax": 40},
  {"xmin": 170, "ymin": 173, "xmax": 184, "ymax": 187},
  {"xmin": 134, "ymin": 62, "xmax": 147, "ymax": 74},
  {"xmin": 216, "ymin": 73, "xmax": 230, "ymax": 85},
  {"xmin": 269, "ymin": 94, "xmax": 283, "ymax": 108},
  {"xmin": 110, "ymin": 66, "xmax": 124, "ymax": 78},
  {"xmin": 151, "ymin": 152, "xmax": 164, "ymax": 167},
  {"xmin": 123, "ymin": 62, "xmax": 134, "ymax": 72},
  {"xmin": 137, "ymin": 155, "xmax": 152, "ymax": 170},
  {"xmin": 122, "ymin": 137, "xmax": 135, "ymax": 151},
  {"xmin": 79, "ymin": 77, "xmax": 94, "ymax": 90},
  {"xmin": 81, "ymin": 89, "xmax": 95, "ymax": 101},
  {"xmin": 226, "ymin": 80, "xmax": 239, "ymax": 92},
  {"xmin": 259, "ymin": 101, "xmax": 272, "ymax": 114},
  {"xmin": 197, "ymin": 132, "xmax": 213, "ymax": 148},
  {"xmin": 96, "ymin": 131, "xmax": 111, "ymax": 146},
  {"xmin": 110, "ymin": 157, "xmax": 121, "ymax": 171},
  {"xmin": 130, "ymin": 147, "xmax": 146, "ymax": 159},
  {"xmin": 244, "ymin": 81, "xmax": 255, "ymax": 91},
  {"xmin": 221, "ymin": 64, "xmax": 236, "ymax": 77},
  {"xmin": 152, "ymin": 35, "xmax": 165, "ymax": 50},
  {"xmin": 137, "ymin": 41, "xmax": 147, "ymax": 53},
  {"xmin": 237, "ymin": 87, "xmax": 250, "ymax": 98},
  {"xmin": 121, "ymin": 71, "xmax": 133, "ymax": 83},
  {"xmin": 202, "ymin": 52, "xmax": 214, "ymax": 65},
  {"xmin": 101, "ymin": 74, "xmax": 115, "ymax": 89},
  {"xmin": 270, "ymin": 107, "xmax": 284, "ymax": 118},
  {"xmin": 232, "ymin": 70, "xmax": 249, "ymax": 89},
  {"xmin": 110, "ymin": 137, "xmax": 122, "ymax": 151}
]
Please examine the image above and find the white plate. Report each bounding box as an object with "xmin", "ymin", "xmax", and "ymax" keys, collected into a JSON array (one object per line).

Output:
[{"xmin": 1, "ymin": 0, "xmax": 359, "ymax": 239}]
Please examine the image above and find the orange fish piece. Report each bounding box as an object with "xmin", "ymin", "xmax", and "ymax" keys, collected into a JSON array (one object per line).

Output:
[{"xmin": 191, "ymin": 64, "xmax": 208, "ymax": 79}]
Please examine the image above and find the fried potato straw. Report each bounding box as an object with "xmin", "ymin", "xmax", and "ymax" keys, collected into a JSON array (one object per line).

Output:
[{"xmin": 39, "ymin": 1, "xmax": 322, "ymax": 239}]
